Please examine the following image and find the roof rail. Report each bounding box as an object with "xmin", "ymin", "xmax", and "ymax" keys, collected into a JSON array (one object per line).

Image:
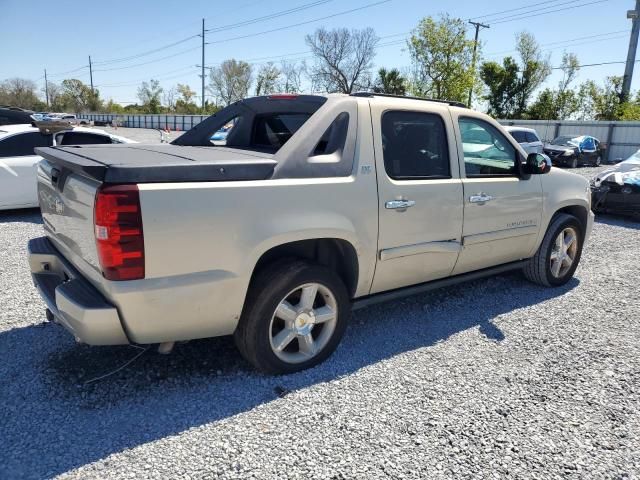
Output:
[{"xmin": 350, "ymin": 92, "xmax": 468, "ymax": 108}]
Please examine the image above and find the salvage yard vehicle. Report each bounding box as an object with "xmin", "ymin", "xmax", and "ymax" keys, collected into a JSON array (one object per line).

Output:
[
  {"xmin": 0, "ymin": 123, "xmax": 135, "ymax": 210},
  {"xmin": 591, "ymin": 149, "xmax": 640, "ymax": 217},
  {"xmin": 28, "ymin": 93, "xmax": 594, "ymax": 374},
  {"xmin": 0, "ymin": 106, "xmax": 35, "ymax": 125},
  {"xmin": 504, "ymin": 126, "xmax": 544, "ymax": 155},
  {"xmin": 544, "ymin": 134, "xmax": 602, "ymax": 168}
]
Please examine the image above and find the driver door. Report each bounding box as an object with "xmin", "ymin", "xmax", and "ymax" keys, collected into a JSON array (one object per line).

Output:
[{"xmin": 451, "ymin": 115, "xmax": 543, "ymax": 275}]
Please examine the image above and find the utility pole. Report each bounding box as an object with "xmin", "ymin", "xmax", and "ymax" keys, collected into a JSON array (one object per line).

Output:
[
  {"xmin": 89, "ymin": 55, "xmax": 94, "ymax": 93},
  {"xmin": 44, "ymin": 69, "xmax": 49, "ymax": 108},
  {"xmin": 622, "ymin": 0, "xmax": 640, "ymax": 102},
  {"xmin": 468, "ymin": 21, "xmax": 490, "ymax": 107},
  {"xmin": 201, "ymin": 18, "xmax": 205, "ymax": 110}
]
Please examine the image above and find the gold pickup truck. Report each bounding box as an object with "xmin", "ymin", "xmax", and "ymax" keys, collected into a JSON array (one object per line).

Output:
[{"xmin": 28, "ymin": 93, "xmax": 594, "ymax": 374}]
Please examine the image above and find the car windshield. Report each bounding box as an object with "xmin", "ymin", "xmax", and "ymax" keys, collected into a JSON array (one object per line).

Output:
[
  {"xmin": 623, "ymin": 150, "xmax": 640, "ymax": 164},
  {"xmin": 552, "ymin": 136, "xmax": 582, "ymax": 147}
]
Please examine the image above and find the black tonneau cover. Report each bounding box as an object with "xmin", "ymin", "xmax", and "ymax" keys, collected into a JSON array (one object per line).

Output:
[{"xmin": 35, "ymin": 144, "xmax": 277, "ymax": 183}]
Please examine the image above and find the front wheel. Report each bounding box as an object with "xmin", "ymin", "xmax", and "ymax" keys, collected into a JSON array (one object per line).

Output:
[
  {"xmin": 524, "ymin": 213, "xmax": 583, "ymax": 287},
  {"xmin": 569, "ymin": 157, "xmax": 578, "ymax": 168},
  {"xmin": 234, "ymin": 260, "xmax": 350, "ymax": 374},
  {"xmin": 594, "ymin": 155, "xmax": 602, "ymax": 166}
]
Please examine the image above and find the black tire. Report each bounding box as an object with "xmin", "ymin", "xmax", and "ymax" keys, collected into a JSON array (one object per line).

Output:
[
  {"xmin": 569, "ymin": 156, "xmax": 578, "ymax": 168},
  {"xmin": 234, "ymin": 260, "xmax": 350, "ymax": 374},
  {"xmin": 523, "ymin": 213, "xmax": 584, "ymax": 287}
]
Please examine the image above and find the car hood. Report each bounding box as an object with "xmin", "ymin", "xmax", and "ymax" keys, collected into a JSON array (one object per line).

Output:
[
  {"xmin": 544, "ymin": 144, "xmax": 577, "ymax": 153},
  {"xmin": 592, "ymin": 160, "xmax": 640, "ymax": 187}
]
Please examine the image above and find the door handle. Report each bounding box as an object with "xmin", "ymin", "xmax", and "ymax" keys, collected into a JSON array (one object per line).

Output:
[
  {"xmin": 385, "ymin": 199, "xmax": 416, "ymax": 210},
  {"xmin": 469, "ymin": 193, "xmax": 494, "ymax": 204}
]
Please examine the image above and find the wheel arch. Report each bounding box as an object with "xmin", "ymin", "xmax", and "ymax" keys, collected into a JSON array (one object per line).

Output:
[
  {"xmin": 551, "ymin": 204, "xmax": 589, "ymax": 239},
  {"xmin": 251, "ymin": 238, "xmax": 360, "ymax": 298}
]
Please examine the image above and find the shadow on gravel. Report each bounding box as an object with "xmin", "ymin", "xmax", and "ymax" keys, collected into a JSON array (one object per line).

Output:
[
  {"xmin": 0, "ymin": 208, "xmax": 42, "ymax": 224},
  {"xmin": 0, "ymin": 272, "xmax": 578, "ymax": 479},
  {"xmin": 595, "ymin": 213, "xmax": 640, "ymax": 230}
]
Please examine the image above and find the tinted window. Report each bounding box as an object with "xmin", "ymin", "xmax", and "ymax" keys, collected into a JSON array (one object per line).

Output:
[
  {"xmin": 525, "ymin": 131, "xmax": 540, "ymax": 143},
  {"xmin": 509, "ymin": 130, "xmax": 528, "ymax": 143},
  {"xmin": 252, "ymin": 113, "xmax": 311, "ymax": 150},
  {"xmin": 313, "ymin": 112, "xmax": 349, "ymax": 156},
  {"xmin": 0, "ymin": 132, "xmax": 52, "ymax": 157},
  {"xmin": 381, "ymin": 111, "xmax": 450, "ymax": 179},
  {"xmin": 460, "ymin": 117, "xmax": 517, "ymax": 177},
  {"xmin": 59, "ymin": 132, "xmax": 112, "ymax": 145}
]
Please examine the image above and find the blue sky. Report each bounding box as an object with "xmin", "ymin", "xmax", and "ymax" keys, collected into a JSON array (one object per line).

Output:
[{"xmin": 0, "ymin": 0, "xmax": 635, "ymax": 105}]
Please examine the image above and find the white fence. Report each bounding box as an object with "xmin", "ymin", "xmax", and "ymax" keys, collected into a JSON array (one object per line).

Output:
[
  {"xmin": 77, "ymin": 114, "xmax": 208, "ymax": 132},
  {"xmin": 77, "ymin": 113, "xmax": 640, "ymax": 162},
  {"xmin": 498, "ymin": 119, "xmax": 640, "ymax": 162}
]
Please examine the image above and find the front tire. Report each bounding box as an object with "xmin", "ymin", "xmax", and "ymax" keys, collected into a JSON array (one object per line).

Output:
[
  {"xmin": 524, "ymin": 213, "xmax": 583, "ymax": 287},
  {"xmin": 234, "ymin": 260, "xmax": 350, "ymax": 374},
  {"xmin": 569, "ymin": 157, "xmax": 578, "ymax": 168},
  {"xmin": 594, "ymin": 155, "xmax": 601, "ymax": 166}
]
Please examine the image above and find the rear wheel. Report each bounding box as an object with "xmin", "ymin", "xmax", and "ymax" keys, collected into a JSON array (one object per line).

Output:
[
  {"xmin": 524, "ymin": 213, "xmax": 583, "ymax": 287},
  {"xmin": 234, "ymin": 260, "xmax": 350, "ymax": 374}
]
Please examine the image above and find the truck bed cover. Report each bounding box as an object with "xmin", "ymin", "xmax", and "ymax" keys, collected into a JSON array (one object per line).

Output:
[{"xmin": 35, "ymin": 144, "xmax": 277, "ymax": 183}]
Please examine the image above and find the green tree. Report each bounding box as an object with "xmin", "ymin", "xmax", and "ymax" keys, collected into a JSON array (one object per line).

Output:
[
  {"xmin": 208, "ymin": 59, "xmax": 252, "ymax": 106},
  {"xmin": 306, "ymin": 27, "xmax": 378, "ymax": 93},
  {"xmin": 480, "ymin": 57, "xmax": 519, "ymax": 118},
  {"xmin": 513, "ymin": 32, "xmax": 551, "ymax": 117},
  {"xmin": 373, "ymin": 68, "xmax": 407, "ymax": 95},
  {"xmin": 255, "ymin": 63, "xmax": 281, "ymax": 96},
  {"xmin": 104, "ymin": 99, "xmax": 125, "ymax": 113},
  {"xmin": 137, "ymin": 79, "xmax": 163, "ymax": 113},
  {"xmin": 59, "ymin": 79, "xmax": 102, "ymax": 112},
  {"xmin": 407, "ymin": 15, "xmax": 475, "ymax": 102},
  {"xmin": 0, "ymin": 77, "xmax": 46, "ymax": 110}
]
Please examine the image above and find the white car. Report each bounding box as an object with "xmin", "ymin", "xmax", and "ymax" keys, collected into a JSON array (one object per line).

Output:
[
  {"xmin": 504, "ymin": 126, "xmax": 544, "ymax": 154},
  {"xmin": 0, "ymin": 124, "xmax": 134, "ymax": 210}
]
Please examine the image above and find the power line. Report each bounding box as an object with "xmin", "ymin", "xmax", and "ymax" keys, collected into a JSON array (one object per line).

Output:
[
  {"xmin": 92, "ymin": 35, "xmax": 199, "ymax": 66},
  {"xmin": 93, "ymin": 46, "xmax": 201, "ymax": 72},
  {"xmin": 471, "ymin": 0, "xmax": 574, "ymax": 20},
  {"xmin": 206, "ymin": 0, "xmax": 334, "ymax": 33},
  {"xmin": 206, "ymin": 0, "xmax": 393, "ymax": 46},
  {"xmin": 550, "ymin": 59, "xmax": 640, "ymax": 69},
  {"xmin": 491, "ymin": 0, "xmax": 610, "ymax": 25},
  {"xmin": 486, "ymin": 30, "xmax": 629, "ymax": 56}
]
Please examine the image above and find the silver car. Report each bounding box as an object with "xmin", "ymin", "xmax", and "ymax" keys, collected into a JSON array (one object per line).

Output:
[{"xmin": 505, "ymin": 126, "xmax": 544, "ymax": 155}]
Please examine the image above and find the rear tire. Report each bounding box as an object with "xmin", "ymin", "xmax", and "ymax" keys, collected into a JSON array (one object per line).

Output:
[
  {"xmin": 234, "ymin": 260, "xmax": 350, "ymax": 374},
  {"xmin": 524, "ymin": 213, "xmax": 583, "ymax": 287}
]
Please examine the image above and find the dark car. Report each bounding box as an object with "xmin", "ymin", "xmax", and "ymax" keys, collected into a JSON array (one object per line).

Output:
[
  {"xmin": 544, "ymin": 135, "xmax": 602, "ymax": 168},
  {"xmin": 591, "ymin": 150, "xmax": 640, "ymax": 217},
  {"xmin": 0, "ymin": 106, "xmax": 35, "ymax": 126}
]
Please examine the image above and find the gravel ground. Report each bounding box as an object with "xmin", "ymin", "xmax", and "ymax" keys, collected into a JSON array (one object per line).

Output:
[{"xmin": 0, "ymin": 165, "xmax": 638, "ymax": 479}]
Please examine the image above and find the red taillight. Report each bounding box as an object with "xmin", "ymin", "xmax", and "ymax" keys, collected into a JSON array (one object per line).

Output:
[
  {"xmin": 267, "ymin": 94, "xmax": 299, "ymax": 100},
  {"xmin": 94, "ymin": 184, "xmax": 144, "ymax": 281}
]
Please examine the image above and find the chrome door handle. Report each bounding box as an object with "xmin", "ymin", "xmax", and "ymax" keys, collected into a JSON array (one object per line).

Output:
[
  {"xmin": 385, "ymin": 199, "xmax": 416, "ymax": 210},
  {"xmin": 469, "ymin": 193, "xmax": 494, "ymax": 204}
]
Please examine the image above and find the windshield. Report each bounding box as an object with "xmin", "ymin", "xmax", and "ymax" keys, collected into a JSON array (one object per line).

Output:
[
  {"xmin": 623, "ymin": 150, "xmax": 640, "ymax": 164},
  {"xmin": 551, "ymin": 136, "xmax": 582, "ymax": 147}
]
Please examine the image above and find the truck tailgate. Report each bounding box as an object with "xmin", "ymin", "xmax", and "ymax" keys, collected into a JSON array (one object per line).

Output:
[{"xmin": 37, "ymin": 159, "xmax": 102, "ymax": 276}]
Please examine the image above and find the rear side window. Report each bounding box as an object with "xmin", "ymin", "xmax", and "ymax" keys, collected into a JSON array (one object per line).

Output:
[
  {"xmin": 252, "ymin": 113, "xmax": 311, "ymax": 150},
  {"xmin": 59, "ymin": 132, "xmax": 112, "ymax": 145},
  {"xmin": 0, "ymin": 132, "xmax": 52, "ymax": 157},
  {"xmin": 312, "ymin": 112, "xmax": 349, "ymax": 156},
  {"xmin": 381, "ymin": 111, "xmax": 450, "ymax": 179},
  {"xmin": 509, "ymin": 130, "xmax": 528, "ymax": 143},
  {"xmin": 525, "ymin": 131, "xmax": 540, "ymax": 143}
]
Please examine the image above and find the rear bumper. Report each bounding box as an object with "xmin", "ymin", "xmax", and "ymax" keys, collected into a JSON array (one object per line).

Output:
[{"xmin": 28, "ymin": 237, "xmax": 129, "ymax": 345}]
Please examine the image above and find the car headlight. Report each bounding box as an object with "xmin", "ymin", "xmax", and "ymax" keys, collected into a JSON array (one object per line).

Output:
[{"xmin": 562, "ymin": 150, "xmax": 574, "ymax": 156}]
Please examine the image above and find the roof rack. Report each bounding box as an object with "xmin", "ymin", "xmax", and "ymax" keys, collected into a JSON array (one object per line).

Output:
[{"xmin": 350, "ymin": 92, "xmax": 468, "ymax": 108}]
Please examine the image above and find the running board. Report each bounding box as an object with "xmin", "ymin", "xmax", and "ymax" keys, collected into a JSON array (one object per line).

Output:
[{"xmin": 352, "ymin": 260, "xmax": 528, "ymax": 310}]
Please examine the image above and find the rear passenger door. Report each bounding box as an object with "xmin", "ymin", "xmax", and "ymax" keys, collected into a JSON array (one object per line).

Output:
[
  {"xmin": 451, "ymin": 115, "xmax": 543, "ymax": 275},
  {"xmin": 371, "ymin": 103, "xmax": 463, "ymax": 294}
]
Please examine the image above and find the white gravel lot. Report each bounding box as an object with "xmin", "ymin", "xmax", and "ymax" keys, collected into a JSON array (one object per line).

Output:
[{"xmin": 0, "ymin": 163, "xmax": 638, "ymax": 479}]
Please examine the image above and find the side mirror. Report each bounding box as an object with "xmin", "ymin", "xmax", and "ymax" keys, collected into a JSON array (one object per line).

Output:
[{"xmin": 524, "ymin": 153, "xmax": 551, "ymax": 175}]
